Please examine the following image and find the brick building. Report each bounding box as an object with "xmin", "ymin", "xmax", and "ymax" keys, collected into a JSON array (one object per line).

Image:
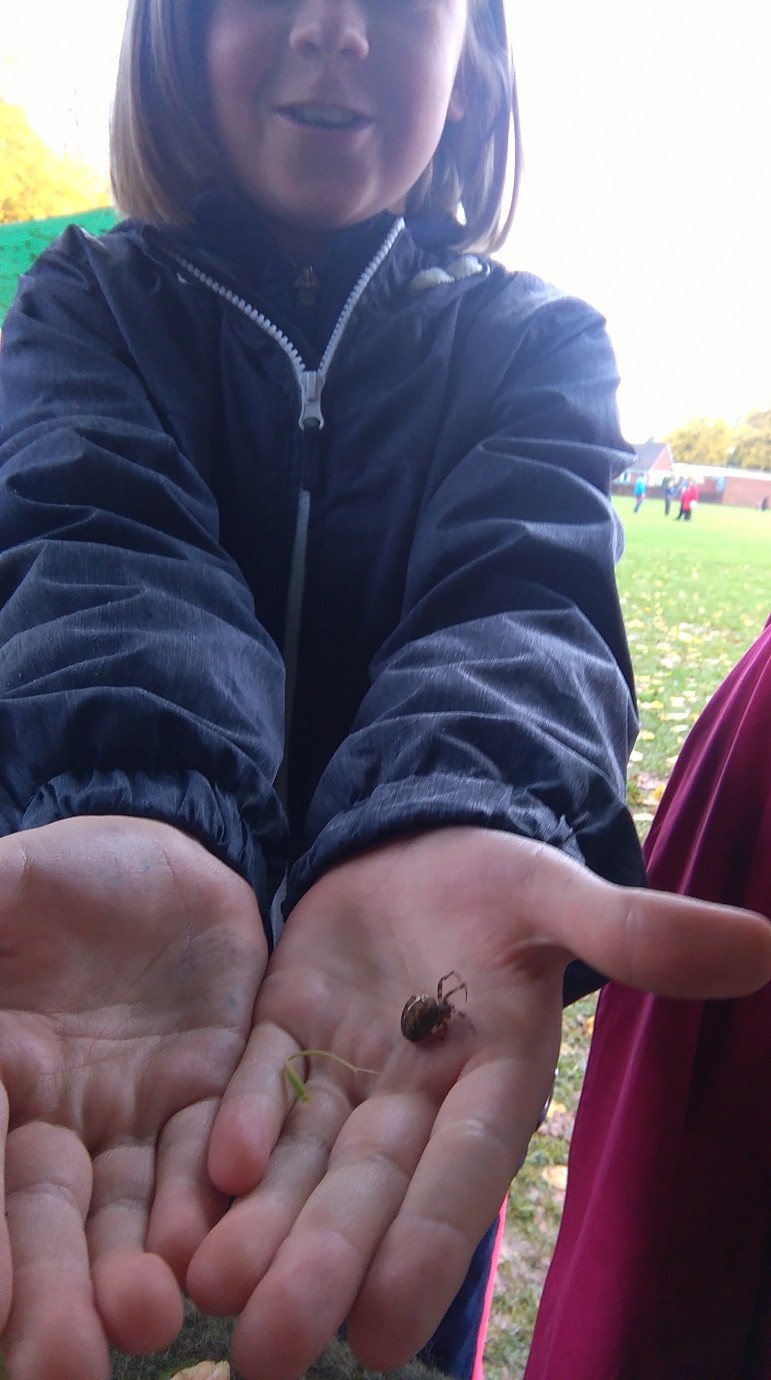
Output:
[{"xmin": 613, "ymin": 442, "xmax": 771, "ymax": 509}]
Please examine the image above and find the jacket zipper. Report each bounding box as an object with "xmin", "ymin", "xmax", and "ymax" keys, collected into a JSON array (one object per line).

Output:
[{"xmin": 169, "ymin": 217, "xmax": 405, "ymax": 802}]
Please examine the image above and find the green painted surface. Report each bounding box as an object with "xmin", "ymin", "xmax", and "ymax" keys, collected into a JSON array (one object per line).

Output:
[{"xmin": 0, "ymin": 206, "xmax": 115, "ymax": 322}]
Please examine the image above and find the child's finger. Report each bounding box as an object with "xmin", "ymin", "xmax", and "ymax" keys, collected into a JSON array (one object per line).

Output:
[
  {"xmin": 347, "ymin": 1051, "xmax": 550, "ymax": 1370},
  {"xmin": 576, "ymin": 886, "xmax": 771, "ymax": 998},
  {"xmin": 87, "ymin": 1139, "xmax": 184, "ymax": 1355},
  {"xmin": 91, "ymin": 1249, "xmax": 184, "ymax": 1357},
  {"xmin": 146, "ymin": 1098, "xmax": 231, "ymax": 1281},
  {"xmin": 515, "ymin": 844, "xmax": 771, "ymax": 998},
  {"xmin": 2, "ymin": 1123, "xmax": 111, "ymax": 1380},
  {"xmin": 225, "ymin": 1089, "xmax": 436, "ymax": 1380},
  {"xmin": 206, "ymin": 1022, "xmax": 303, "ymax": 1197},
  {"xmin": 188, "ymin": 1066, "xmax": 353, "ymax": 1316}
]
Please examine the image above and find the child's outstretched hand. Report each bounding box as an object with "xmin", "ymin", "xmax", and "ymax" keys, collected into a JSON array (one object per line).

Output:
[
  {"xmin": 189, "ymin": 827, "xmax": 771, "ymax": 1380},
  {"xmin": 0, "ymin": 816, "xmax": 267, "ymax": 1380}
]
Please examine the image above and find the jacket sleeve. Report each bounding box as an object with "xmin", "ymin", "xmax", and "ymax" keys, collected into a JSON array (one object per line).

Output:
[
  {"xmin": 0, "ymin": 233, "xmax": 286, "ymax": 926},
  {"xmin": 287, "ymin": 281, "xmax": 644, "ymax": 942}
]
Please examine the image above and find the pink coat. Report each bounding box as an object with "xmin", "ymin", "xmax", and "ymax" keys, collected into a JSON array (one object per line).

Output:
[{"xmin": 526, "ymin": 620, "xmax": 771, "ymax": 1380}]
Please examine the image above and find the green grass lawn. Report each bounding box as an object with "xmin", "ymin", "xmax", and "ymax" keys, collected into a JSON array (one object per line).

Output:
[
  {"xmin": 617, "ymin": 496, "xmax": 770, "ymax": 826},
  {"xmin": 485, "ymin": 495, "xmax": 771, "ymax": 1379}
]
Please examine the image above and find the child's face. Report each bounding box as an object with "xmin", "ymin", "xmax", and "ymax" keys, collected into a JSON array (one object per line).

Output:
[{"xmin": 206, "ymin": 0, "xmax": 468, "ymax": 257}]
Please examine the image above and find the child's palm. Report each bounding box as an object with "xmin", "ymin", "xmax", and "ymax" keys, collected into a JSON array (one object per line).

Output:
[
  {"xmin": 0, "ymin": 816, "xmax": 267, "ymax": 1380},
  {"xmin": 189, "ymin": 828, "xmax": 771, "ymax": 1380}
]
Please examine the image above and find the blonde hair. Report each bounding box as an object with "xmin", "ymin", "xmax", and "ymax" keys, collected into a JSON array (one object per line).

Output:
[{"xmin": 111, "ymin": 0, "xmax": 521, "ymax": 253}]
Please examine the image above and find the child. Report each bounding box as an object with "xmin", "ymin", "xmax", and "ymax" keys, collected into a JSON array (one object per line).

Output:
[
  {"xmin": 0, "ymin": 2, "xmax": 769, "ymax": 1378},
  {"xmin": 526, "ymin": 618, "xmax": 771, "ymax": 1379},
  {"xmin": 675, "ymin": 475, "xmax": 699, "ymax": 520}
]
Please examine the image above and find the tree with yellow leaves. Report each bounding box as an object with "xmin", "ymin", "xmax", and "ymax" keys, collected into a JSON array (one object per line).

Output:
[
  {"xmin": 730, "ymin": 409, "xmax": 771, "ymax": 472},
  {"xmin": 666, "ymin": 411, "xmax": 771, "ymax": 474},
  {"xmin": 0, "ymin": 97, "xmax": 110, "ymax": 224},
  {"xmin": 665, "ymin": 416, "xmax": 733, "ymax": 471}
]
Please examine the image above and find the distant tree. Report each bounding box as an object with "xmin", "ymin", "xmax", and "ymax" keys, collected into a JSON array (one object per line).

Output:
[
  {"xmin": 665, "ymin": 416, "xmax": 733, "ymax": 470},
  {"xmin": 0, "ymin": 98, "xmax": 109, "ymax": 224},
  {"xmin": 729, "ymin": 409, "xmax": 771, "ymax": 472}
]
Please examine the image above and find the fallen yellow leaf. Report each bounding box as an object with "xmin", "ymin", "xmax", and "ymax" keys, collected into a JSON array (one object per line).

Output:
[
  {"xmin": 546, "ymin": 1100, "xmax": 567, "ymax": 1118},
  {"xmin": 541, "ymin": 1165, "xmax": 568, "ymax": 1191}
]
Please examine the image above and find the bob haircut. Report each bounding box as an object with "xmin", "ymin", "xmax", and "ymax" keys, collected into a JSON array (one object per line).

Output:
[{"xmin": 111, "ymin": 0, "xmax": 521, "ymax": 254}]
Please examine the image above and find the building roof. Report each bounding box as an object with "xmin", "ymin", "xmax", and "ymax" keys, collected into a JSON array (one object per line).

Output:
[
  {"xmin": 631, "ymin": 441, "xmax": 673, "ymax": 472},
  {"xmin": 671, "ymin": 463, "xmax": 771, "ymax": 484}
]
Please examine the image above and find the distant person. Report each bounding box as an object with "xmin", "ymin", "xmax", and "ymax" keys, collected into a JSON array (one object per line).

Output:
[
  {"xmin": 662, "ymin": 478, "xmax": 674, "ymax": 516},
  {"xmin": 675, "ymin": 476, "xmax": 699, "ymax": 521},
  {"xmin": 760, "ymin": 495, "xmax": 769, "ymax": 512},
  {"xmin": 632, "ymin": 474, "xmax": 646, "ymax": 512}
]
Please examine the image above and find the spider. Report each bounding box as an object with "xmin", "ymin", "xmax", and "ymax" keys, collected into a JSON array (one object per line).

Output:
[{"xmin": 400, "ymin": 970, "xmax": 469, "ymax": 1043}]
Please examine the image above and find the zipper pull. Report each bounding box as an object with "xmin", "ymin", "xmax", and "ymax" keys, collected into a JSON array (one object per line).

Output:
[
  {"xmin": 295, "ymin": 264, "xmax": 319, "ymax": 310},
  {"xmin": 299, "ymin": 369, "xmax": 324, "ymax": 430}
]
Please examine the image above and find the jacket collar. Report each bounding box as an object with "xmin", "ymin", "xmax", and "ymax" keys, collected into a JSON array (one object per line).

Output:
[
  {"xmin": 145, "ymin": 189, "xmax": 466, "ymax": 349},
  {"xmin": 179, "ymin": 189, "xmax": 462, "ymax": 286}
]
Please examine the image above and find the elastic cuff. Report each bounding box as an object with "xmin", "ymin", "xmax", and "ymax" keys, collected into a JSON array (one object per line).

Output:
[
  {"xmin": 20, "ymin": 768, "xmax": 274, "ymax": 947},
  {"xmin": 286, "ymin": 775, "xmax": 582, "ymax": 912}
]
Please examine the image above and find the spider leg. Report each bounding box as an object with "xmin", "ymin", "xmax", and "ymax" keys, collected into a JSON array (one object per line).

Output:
[
  {"xmin": 453, "ymin": 1008, "xmax": 476, "ymax": 1038},
  {"xmin": 437, "ymin": 969, "xmax": 466, "ymax": 1001},
  {"xmin": 438, "ymin": 975, "xmax": 468, "ymax": 1005}
]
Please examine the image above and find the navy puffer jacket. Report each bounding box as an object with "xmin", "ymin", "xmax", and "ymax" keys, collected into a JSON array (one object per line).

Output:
[{"xmin": 0, "ymin": 201, "xmax": 643, "ymax": 992}]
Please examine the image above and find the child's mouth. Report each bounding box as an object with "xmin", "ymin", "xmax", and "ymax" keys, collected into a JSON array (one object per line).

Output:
[{"xmin": 283, "ymin": 104, "xmax": 367, "ymax": 131}]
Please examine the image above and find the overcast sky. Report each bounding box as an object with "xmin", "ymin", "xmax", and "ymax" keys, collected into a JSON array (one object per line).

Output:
[{"xmin": 2, "ymin": 0, "xmax": 769, "ymax": 440}]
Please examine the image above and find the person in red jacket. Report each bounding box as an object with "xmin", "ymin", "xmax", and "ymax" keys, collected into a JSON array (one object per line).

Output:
[
  {"xmin": 526, "ymin": 617, "xmax": 771, "ymax": 1380},
  {"xmin": 675, "ymin": 476, "xmax": 699, "ymax": 520}
]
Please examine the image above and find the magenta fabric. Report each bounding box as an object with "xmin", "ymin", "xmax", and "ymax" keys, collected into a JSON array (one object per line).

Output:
[{"xmin": 525, "ymin": 620, "xmax": 771, "ymax": 1380}]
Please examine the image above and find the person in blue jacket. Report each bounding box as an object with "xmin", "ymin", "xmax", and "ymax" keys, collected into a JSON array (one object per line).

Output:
[{"xmin": 1, "ymin": 2, "xmax": 770, "ymax": 1379}]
